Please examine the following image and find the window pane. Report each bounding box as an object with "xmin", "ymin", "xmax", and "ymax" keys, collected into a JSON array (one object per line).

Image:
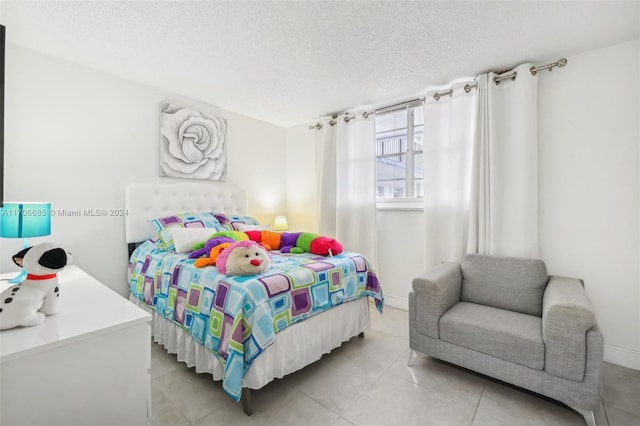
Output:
[
  {"xmin": 375, "ymin": 104, "xmax": 424, "ymax": 200},
  {"xmin": 414, "ymin": 152, "xmax": 423, "ymax": 180},
  {"xmin": 376, "ymin": 153, "xmax": 406, "ymax": 199}
]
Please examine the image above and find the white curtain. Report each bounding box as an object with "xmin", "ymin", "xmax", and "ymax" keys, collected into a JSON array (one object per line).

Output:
[
  {"xmin": 314, "ymin": 118, "xmax": 337, "ymax": 237},
  {"xmin": 423, "ymin": 82, "xmax": 478, "ymax": 267},
  {"xmin": 468, "ymin": 64, "xmax": 539, "ymax": 258},
  {"xmin": 315, "ymin": 114, "xmax": 377, "ymax": 265},
  {"xmin": 336, "ymin": 115, "xmax": 377, "ymax": 264}
]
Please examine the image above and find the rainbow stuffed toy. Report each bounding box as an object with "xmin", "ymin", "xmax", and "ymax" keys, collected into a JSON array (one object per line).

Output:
[
  {"xmin": 242, "ymin": 230, "xmax": 342, "ymax": 256},
  {"xmin": 189, "ymin": 231, "xmax": 248, "ymax": 259},
  {"xmin": 190, "ymin": 230, "xmax": 344, "ymax": 267},
  {"xmin": 289, "ymin": 232, "xmax": 343, "ymax": 256},
  {"xmin": 244, "ymin": 230, "xmax": 282, "ymax": 251}
]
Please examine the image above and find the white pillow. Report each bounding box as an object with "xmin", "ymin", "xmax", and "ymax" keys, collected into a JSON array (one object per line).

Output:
[
  {"xmin": 170, "ymin": 228, "xmax": 218, "ymax": 253},
  {"xmin": 235, "ymin": 223, "xmax": 271, "ymax": 231}
]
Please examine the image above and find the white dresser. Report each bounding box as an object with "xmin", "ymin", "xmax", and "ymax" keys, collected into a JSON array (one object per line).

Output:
[{"xmin": 0, "ymin": 265, "xmax": 152, "ymax": 426}]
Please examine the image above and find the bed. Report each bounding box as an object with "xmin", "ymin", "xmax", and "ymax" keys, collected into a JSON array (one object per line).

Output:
[{"xmin": 125, "ymin": 182, "xmax": 384, "ymax": 415}]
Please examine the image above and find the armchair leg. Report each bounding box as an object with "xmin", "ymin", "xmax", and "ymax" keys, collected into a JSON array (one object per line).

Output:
[
  {"xmin": 568, "ymin": 405, "xmax": 596, "ymax": 426},
  {"xmin": 408, "ymin": 349, "xmax": 417, "ymax": 367}
]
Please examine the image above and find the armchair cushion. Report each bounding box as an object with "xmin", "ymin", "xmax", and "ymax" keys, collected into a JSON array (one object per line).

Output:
[
  {"xmin": 461, "ymin": 254, "xmax": 548, "ymax": 316},
  {"xmin": 440, "ymin": 302, "xmax": 545, "ymax": 370}
]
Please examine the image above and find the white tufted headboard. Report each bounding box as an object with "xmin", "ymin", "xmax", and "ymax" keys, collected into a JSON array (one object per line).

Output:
[{"xmin": 125, "ymin": 182, "xmax": 247, "ymax": 243}]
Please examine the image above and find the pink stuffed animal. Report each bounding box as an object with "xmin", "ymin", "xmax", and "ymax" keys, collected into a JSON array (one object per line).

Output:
[{"xmin": 216, "ymin": 240, "xmax": 271, "ymax": 275}]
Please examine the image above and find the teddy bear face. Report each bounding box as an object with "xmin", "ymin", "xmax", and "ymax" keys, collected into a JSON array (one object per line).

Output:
[{"xmin": 221, "ymin": 242, "xmax": 271, "ymax": 275}]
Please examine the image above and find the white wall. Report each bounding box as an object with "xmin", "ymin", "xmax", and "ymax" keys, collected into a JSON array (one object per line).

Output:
[
  {"xmin": 284, "ymin": 123, "xmax": 318, "ymax": 232},
  {"xmin": 538, "ymin": 39, "xmax": 639, "ymax": 369},
  {"xmin": 1, "ymin": 46, "xmax": 287, "ymax": 296},
  {"xmin": 285, "ymin": 39, "xmax": 640, "ymax": 369}
]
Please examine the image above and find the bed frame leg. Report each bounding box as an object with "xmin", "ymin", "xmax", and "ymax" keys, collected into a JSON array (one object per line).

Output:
[
  {"xmin": 359, "ymin": 331, "xmax": 365, "ymax": 338},
  {"xmin": 241, "ymin": 388, "xmax": 253, "ymax": 416}
]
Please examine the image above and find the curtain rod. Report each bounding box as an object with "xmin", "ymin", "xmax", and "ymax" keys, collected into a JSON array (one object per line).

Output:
[
  {"xmin": 432, "ymin": 57, "xmax": 567, "ymax": 100},
  {"xmin": 308, "ymin": 97, "xmax": 425, "ymax": 129},
  {"xmin": 494, "ymin": 57, "xmax": 567, "ymax": 84},
  {"xmin": 309, "ymin": 57, "xmax": 568, "ymax": 128}
]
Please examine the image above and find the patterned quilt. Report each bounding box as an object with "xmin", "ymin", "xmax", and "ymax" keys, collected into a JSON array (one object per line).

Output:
[{"xmin": 129, "ymin": 238, "xmax": 384, "ymax": 401}]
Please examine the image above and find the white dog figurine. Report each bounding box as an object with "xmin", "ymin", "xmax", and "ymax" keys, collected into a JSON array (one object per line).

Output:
[{"xmin": 0, "ymin": 243, "xmax": 68, "ymax": 330}]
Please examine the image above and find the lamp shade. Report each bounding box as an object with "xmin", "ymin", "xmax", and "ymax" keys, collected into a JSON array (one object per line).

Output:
[
  {"xmin": 0, "ymin": 202, "xmax": 51, "ymax": 238},
  {"xmin": 273, "ymin": 215, "xmax": 289, "ymax": 231}
]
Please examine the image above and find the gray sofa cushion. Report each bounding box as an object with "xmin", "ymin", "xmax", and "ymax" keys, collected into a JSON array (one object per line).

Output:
[
  {"xmin": 461, "ymin": 254, "xmax": 548, "ymax": 316},
  {"xmin": 439, "ymin": 302, "xmax": 545, "ymax": 370}
]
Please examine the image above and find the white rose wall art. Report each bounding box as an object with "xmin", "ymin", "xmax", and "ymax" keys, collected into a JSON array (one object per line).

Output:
[{"xmin": 160, "ymin": 103, "xmax": 227, "ymax": 180}]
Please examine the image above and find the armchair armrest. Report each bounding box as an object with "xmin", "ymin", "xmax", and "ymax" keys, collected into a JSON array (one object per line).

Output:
[
  {"xmin": 411, "ymin": 262, "xmax": 462, "ymax": 339},
  {"xmin": 542, "ymin": 275, "xmax": 598, "ymax": 381}
]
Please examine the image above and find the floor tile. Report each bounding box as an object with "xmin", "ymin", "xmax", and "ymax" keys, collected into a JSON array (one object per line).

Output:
[
  {"xmin": 342, "ymin": 372, "xmax": 476, "ymax": 426},
  {"xmin": 471, "ymin": 410, "xmax": 516, "ymax": 426},
  {"xmin": 150, "ymin": 341, "xmax": 181, "ymax": 379},
  {"xmin": 152, "ymin": 366, "xmax": 227, "ymax": 424},
  {"xmin": 369, "ymin": 303, "xmax": 409, "ymax": 340},
  {"xmin": 331, "ymin": 417, "xmax": 356, "ymax": 426},
  {"xmin": 322, "ymin": 328, "xmax": 408, "ymax": 373},
  {"xmin": 195, "ymin": 390, "xmax": 339, "ymax": 426},
  {"xmin": 476, "ymin": 380, "xmax": 585, "ymax": 426},
  {"xmin": 603, "ymin": 362, "xmax": 640, "ymax": 416},
  {"xmin": 150, "ymin": 384, "xmax": 193, "ymax": 426},
  {"xmin": 389, "ymin": 349, "xmax": 487, "ymax": 409},
  {"xmin": 294, "ymin": 362, "xmax": 380, "ymax": 414},
  {"xmin": 605, "ymin": 404, "xmax": 640, "ymax": 426}
]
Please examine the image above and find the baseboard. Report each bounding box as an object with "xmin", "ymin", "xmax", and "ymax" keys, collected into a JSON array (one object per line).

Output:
[
  {"xmin": 604, "ymin": 343, "xmax": 640, "ymax": 370},
  {"xmin": 382, "ymin": 294, "xmax": 408, "ymax": 311}
]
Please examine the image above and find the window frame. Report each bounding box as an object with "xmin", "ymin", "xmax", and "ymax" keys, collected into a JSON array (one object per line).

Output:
[{"xmin": 375, "ymin": 103, "xmax": 424, "ymax": 210}]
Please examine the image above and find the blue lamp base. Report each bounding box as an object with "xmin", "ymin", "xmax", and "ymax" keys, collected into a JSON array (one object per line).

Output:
[{"xmin": 8, "ymin": 269, "xmax": 27, "ymax": 284}]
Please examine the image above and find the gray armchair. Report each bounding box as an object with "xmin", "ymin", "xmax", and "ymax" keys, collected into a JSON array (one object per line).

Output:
[{"xmin": 408, "ymin": 254, "xmax": 604, "ymax": 425}]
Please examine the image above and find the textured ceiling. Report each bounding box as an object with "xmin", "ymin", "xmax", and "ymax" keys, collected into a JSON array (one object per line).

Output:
[{"xmin": 1, "ymin": 1, "xmax": 639, "ymax": 127}]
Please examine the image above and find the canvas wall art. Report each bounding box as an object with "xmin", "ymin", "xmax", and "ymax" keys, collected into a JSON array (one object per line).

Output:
[{"xmin": 160, "ymin": 102, "xmax": 227, "ymax": 181}]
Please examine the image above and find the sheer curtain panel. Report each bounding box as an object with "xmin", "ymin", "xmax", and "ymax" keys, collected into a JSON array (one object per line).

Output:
[
  {"xmin": 315, "ymin": 118, "xmax": 338, "ymax": 237},
  {"xmin": 468, "ymin": 64, "xmax": 539, "ymax": 258},
  {"xmin": 336, "ymin": 115, "xmax": 377, "ymax": 265},
  {"xmin": 423, "ymin": 83, "xmax": 477, "ymax": 267}
]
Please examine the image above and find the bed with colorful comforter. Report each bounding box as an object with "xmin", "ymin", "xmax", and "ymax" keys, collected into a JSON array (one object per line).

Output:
[{"xmin": 128, "ymin": 237, "xmax": 384, "ymax": 402}]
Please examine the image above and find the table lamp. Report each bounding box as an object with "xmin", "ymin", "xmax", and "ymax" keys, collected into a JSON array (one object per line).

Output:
[
  {"xmin": 0, "ymin": 202, "xmax": 51, "ymax": 283},
  {"xmin": 272, "ymin": 215, "xmax": 289, "ymax": 231}
]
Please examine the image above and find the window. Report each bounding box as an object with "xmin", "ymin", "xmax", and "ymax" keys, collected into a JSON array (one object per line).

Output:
[{"xmin": 375, "ymin": 104, "xmax": 424, "ymax": 202}]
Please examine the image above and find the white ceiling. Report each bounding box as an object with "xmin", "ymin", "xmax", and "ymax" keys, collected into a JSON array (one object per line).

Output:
[{"xmin": 1, "ymin": 1, "xmax": 639, "ymax": 128}]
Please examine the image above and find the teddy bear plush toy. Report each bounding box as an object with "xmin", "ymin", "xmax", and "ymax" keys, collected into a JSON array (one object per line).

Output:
[
  {"xmin": 0, "ymin": 242, "xmax": 69, "ymax": 330},
  {"xmin": 215, "ymin": 240, "xmax": 271, "ymax": 275}
]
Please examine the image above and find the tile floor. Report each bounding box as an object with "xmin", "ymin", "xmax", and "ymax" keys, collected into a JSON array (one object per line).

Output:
[{"xmin": 150, "ymin": 304, "xmax": 640, "ymax": 426}]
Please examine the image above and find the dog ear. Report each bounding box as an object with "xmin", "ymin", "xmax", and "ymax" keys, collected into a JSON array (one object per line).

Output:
[
  {"xmin": 12, "ymin": 247, "xmax": 32, "ymax": 267},
  {"xmin": 38, "ymin": 248, "xmax": 68, "ymax": 269}
]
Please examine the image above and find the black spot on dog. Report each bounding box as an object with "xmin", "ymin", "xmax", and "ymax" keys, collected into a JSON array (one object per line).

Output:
[
  {"xmin": 12, "ymin": 287, "xmax": 20, "ymax": 293},
  {"xmin": 4, "ymin": 298, "xmax": 13, "ymax": 304},
  {"xmin": 57, "ymin": 293, "xmax": 60, "ymax": 297},
  {"xmin": 38, "ymin": 248, "xmax": 68, "ymax": 270},
  {"xmin": 0, "ymin": 308, "xmax": 3, "ymax": 313},
  {"xmin": 54, "ymin": 287, "xmax": 59, "ymax": 293}
]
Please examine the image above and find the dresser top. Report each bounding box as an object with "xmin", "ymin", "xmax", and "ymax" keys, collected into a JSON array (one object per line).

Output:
[{"xmin": 0, "ymin": 265, "xmax": 150, "ymax": 362}]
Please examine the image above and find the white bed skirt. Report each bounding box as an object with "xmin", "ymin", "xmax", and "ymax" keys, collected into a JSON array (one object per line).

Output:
[{"xmin": 130, "ymin": 296, "xmax": 370, "ymax": 389}]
